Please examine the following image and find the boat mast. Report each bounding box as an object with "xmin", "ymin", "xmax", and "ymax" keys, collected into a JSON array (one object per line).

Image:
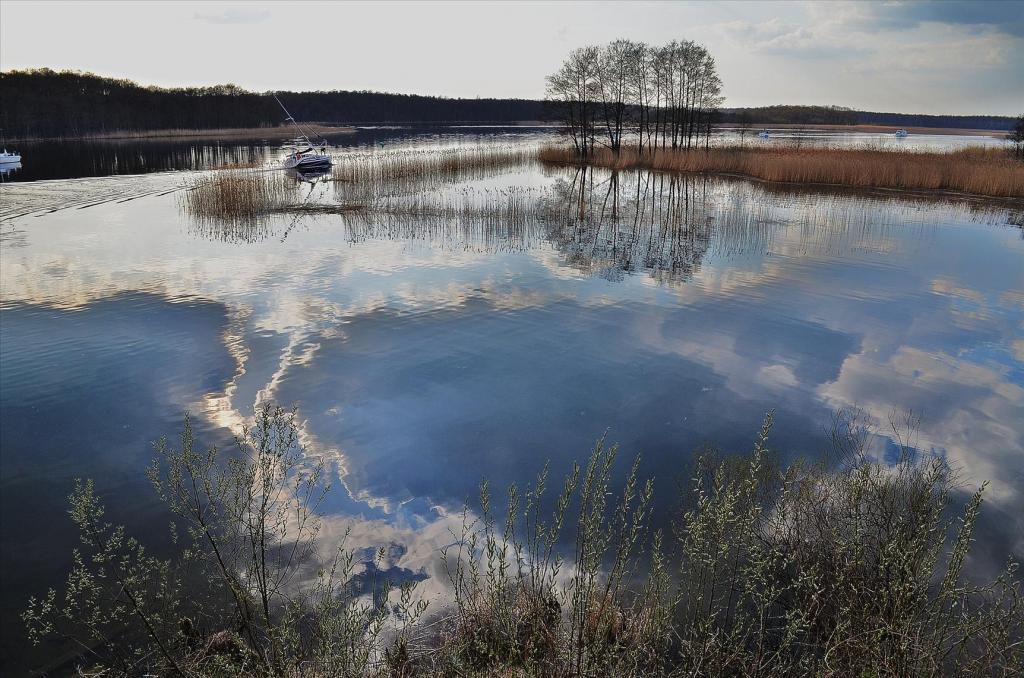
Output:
[{"xmin": 273, "ymin": 94, "xmax": 319, "ymax": 148}]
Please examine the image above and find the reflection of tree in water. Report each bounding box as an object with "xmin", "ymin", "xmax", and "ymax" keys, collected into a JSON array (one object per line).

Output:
[{"xmin": 543, "ymin": 168, "xmax": 722, "ymax": 284}]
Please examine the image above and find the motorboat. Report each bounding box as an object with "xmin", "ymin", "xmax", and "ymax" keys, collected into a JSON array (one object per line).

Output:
[
  {"xmin": 0, "ymin": 149, "xmax": 21, "ymax": 164},
  {"xmin": 281, "ymin": 146, "xmax": 332, "ymax": 170},
  {"xmin": 0, "ymin": 161, "xmax": 21, "ymax": 181},
  {"xmin": 757, "ymin": 129, "xmax": 770, "ymax": 139},
  {"xmin": 894, "ymin": 129, "xmax": 909, "ymax": 138},
  {"xmin": 274, "ymin": 95, "xmax": 332, "ymax": 170}
]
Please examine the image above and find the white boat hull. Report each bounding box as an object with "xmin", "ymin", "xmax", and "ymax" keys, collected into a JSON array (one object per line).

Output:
[
  {"xmin": 282, "ymin": 153, "xmax": 331, "ymax": 170},
  {"xmin": 0, "ymin": 154, "xmax": 21, "ymax": 164}
]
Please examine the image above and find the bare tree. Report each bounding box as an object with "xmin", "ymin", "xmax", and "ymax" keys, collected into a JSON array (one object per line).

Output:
[
  {"xmin": 547, "ymin": 39, "xmax": 723, "ymax": 159},
  {"xmin": 545, "ymin": 46, "xmax": 601, "ymax": 157},
  {"xmin": 1011, "ymin": 114, "xmax": 1024, "ymax": 160},
  {"xmin": 595, "ymin": 40, "xmax": 642, "ymax": 153}
]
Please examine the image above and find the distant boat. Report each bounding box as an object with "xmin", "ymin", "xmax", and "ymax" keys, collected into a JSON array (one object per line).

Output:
[
  {"xmin": 894, "ymin": 129, "xmax": 909, "ymax": 138},
  {"xmin": 273, "ymin": 95, "xmax": 331, "ymax": 170},
  {"xmin": 758, "ymin": 130, "xmax": 770, "ymax": 139},
  {"xmin": 0, "ymin": 149, "xmax": 21, "ymax": 164}
]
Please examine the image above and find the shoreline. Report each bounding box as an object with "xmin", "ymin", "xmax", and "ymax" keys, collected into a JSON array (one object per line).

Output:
[
  {"xmin": 719, "ymin": 123, "xmax": 1007, "ymax": 137},
  {"xmin": 7, "ymin": 124, "xmax": 356, "ymax": 143},
  {"xmin": 5, "ymin": 122, "xmax": 1008, "ymax": 144}
]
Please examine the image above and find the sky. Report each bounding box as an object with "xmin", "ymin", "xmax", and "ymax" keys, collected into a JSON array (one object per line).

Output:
[{"xmin": 1, "ymin": 0, "xmax": 1022, "ymax": 115}]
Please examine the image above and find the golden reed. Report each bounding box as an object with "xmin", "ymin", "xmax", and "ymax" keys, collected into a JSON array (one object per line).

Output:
[{"xmin": 539, "ymin": 145, "xmax": 1024, "ymax": 198}]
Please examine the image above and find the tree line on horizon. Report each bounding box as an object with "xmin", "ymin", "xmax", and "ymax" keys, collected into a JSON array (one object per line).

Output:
[
  {"xmin": 0, "ymin": 68, "xmax": 1016, "ymax": 141},
  {"xmin": 0, "ymin": 69, "xmax": 545, "ymax": 139}
]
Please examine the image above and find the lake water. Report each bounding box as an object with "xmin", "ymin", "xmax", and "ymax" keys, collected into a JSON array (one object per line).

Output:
[
  {"xmin": 0, "ymin": 125, "xmax": 1008, "ymax": 183},
  {"xmin": 1, "ymin": 130, "xmax": 1022, "ymax": 671}
]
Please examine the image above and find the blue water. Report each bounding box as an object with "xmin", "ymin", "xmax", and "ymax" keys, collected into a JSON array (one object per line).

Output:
[{"xmin": 1, "ymin": 139, "xmax": 1022, "ymax": 671}]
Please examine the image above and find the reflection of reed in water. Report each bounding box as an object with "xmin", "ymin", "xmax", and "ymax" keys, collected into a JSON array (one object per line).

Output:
[{"xmin": 181, "ymin": 154, "xmax": 1020, "ymax": 276}]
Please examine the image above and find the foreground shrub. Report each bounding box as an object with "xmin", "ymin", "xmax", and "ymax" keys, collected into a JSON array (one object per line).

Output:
[{"xmin": 24, "ymin": 409, "xmax": 1024, "ymax": 676}]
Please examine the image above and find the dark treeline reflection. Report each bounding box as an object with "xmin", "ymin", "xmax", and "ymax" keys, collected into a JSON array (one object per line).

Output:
[{"xmin": 8, "ymin": 138, "xmax": 270, "ymax": 182}]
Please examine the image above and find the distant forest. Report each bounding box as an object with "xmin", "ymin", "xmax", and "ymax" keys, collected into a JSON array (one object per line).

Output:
[
  {"xmin": 718, "ymin": 105, "xmax": 1016, "ymax": 131},
  {"xmin": 0, "ymin": 69, "xmax": 544, "ymax": 139},
  {"xmin": 0, "ymin": 69, "xmax": 1015, "ymax": 140}
]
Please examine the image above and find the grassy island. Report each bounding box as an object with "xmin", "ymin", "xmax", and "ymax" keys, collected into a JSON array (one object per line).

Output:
[{"xmin": 539, "ymin": 146, "xmax": 1024, "ymax": 199}]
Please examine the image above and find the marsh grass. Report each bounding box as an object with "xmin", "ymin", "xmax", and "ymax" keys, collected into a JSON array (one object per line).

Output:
[
  {"xmin": 331, "ymin": 145, "xmax": 538, "ymax": 186},
  {"xmin": 179, "ymin": 143, "xmax": 1021, "ymax": 244},
  {"xmin": 331, "ymin": 144, "xmax": 541, "ymax": 205},
  {"xmin": 180, "ymin": 145, "xmax": 541, "ymax": 230},
  {"xmin": 539, "ymin": 145, "xmax": 1024, "ymax": 198},
  {"xmin": 23, "ymin": 408, "xmax": 1024, "ymax": 676},
  {"xmin": 179, "ymin": 169, "xmax": 300, "ymax": 226}
]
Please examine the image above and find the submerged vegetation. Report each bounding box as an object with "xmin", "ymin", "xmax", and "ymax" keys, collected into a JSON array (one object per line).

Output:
[
  {"xmin": 540, "ymin": 145, "xmax": 1024, "ymax": 198},
  {"xmin": 23, "ymin": 407, "xmax": 1024, "ymax": 676}
]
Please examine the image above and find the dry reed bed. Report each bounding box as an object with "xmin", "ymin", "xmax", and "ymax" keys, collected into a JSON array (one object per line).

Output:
[
  {"xmin": 181, "ymin": 146, "xmax": 542, "ymax": 225},
  {"xmin": 179, "ymin": 169, "xmax": 298, "ymax": 225},
  {"xmin": 539, "ymin": 145, "xmax": 1024, "ymax": 198},
  {"xmin": 331, "ymin": 145, "xmax": 538, "ymax": 188}
]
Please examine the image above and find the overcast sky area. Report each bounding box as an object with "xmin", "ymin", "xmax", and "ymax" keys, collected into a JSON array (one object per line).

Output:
[{"xmin": 1, "ymin": 0, "xmax": 1022, "ymax": 115}]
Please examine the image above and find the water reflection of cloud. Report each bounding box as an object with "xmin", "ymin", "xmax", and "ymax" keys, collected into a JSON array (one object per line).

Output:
[{"xmin": 3, "ymin": 168, "xmax": 1023, "ymax": 609}]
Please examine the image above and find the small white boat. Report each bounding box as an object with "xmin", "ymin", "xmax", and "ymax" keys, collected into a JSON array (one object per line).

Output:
[
  {"xmin": 0, "ymin": 161, "xmax": 21, "ymax": 180},
  {"xmin": 757, "ymin": 129, "xmax": 770, "ymax": 139},
  {"xmin": 274, "ymin": 95, "xmax": 331, "ymax": 171},
  {"xmin": 0, "ymin": 149, "xmax": 21, "ymax": 164},
  {"xmin": 281, "ymin": 146, "xmax": 332, "ymax": 170},
  {"xmin": 894, "ymin": 129, "xmax": 908, "ymax": 138}
]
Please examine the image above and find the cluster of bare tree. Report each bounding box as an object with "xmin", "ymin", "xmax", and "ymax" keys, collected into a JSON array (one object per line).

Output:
[{"xmin": 545, "ymin": 39, "xmax": 723, "ymax": 157}]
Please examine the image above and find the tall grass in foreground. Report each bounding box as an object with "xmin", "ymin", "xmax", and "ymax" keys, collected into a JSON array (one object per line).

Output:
[
  {"xmin": 539, "ymin": 145, "xmax": 1024, "ymax": 198},
  {"xmin": 23, "ymin": 407, "xmax": 1023, "ymax": 676}
]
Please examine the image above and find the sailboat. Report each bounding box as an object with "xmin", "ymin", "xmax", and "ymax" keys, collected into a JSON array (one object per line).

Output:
[
  {"xmin": 0, "ymin": 149, "xmax": 21, "ymax": 164},
  {"xmin": 274, "ymin": 95, "xmax": 332, "ymax": 171}
]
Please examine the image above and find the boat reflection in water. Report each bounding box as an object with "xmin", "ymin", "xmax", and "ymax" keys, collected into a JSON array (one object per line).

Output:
[{"xmin": 286, "ymin": 167, "xmax": 332, "ymax": 185}]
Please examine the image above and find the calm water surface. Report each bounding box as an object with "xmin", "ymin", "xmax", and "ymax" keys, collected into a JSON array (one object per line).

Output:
[
  {"xmin": 0, "ymin": 125, "xmax": 1007, "ymax": 183},
  {"xmin": 1, "ymin": 134, "xmax": 1022, "ymax": 671}
]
